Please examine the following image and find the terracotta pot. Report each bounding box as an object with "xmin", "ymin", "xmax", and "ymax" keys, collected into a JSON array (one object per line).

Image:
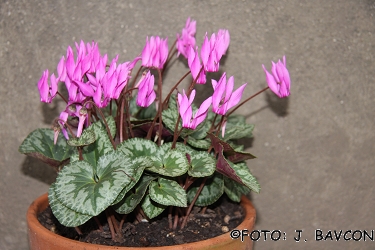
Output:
[{"xmin": 27, "ymin": 193, "xmax": 255, "ymax": 250}]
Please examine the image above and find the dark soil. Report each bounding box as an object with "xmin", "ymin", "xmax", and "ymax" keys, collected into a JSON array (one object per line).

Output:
[{"xmin": 38, "ymin": 196, "xmax": 244, "ymax": 247}]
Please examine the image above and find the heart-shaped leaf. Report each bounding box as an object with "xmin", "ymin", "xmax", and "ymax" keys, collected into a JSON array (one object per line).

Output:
[
  {"xmin": 48, "ymin": 183, "xmax": 92, "ymax": 227},
  {"xmin": 141, "ymin": 194, "xmax": 166, "ymax": 219},
  {"xmin": 223, "ymin": 176, "xmax": 251, "ymax": 202},
  {"xmin": 67, "ymin": 130, "xmax": 96, "ymax": 147},
  {"xmin": 114, "ymin": 175, "xmax": 156, "ymax": 214},
  {"xmin": 54, "ymin": 150, "xmax": 137, "ymax": 216},
  {"xmin": 18, "ymin": 128, "xmax": 74, "ymax": 168},
  {"xmin": 187, "ymin": 173, "xmax": 224, "ymax": 206},
  {"xmin": 149, "ymin": 177, "xmax": 187, "ymax": 207},
  {"xmin": 188, "ymin": 151, "xmax": 216, "ymax": 178}
]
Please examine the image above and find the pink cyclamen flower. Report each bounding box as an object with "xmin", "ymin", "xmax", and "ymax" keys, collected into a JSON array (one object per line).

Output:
[
  {"xmin": 136, "ymin": 71, "xmax": 156, "ymax": 107},
  {"xmin": 37, "ymin": 69, "xmax": 58, "ymax": 103},
  {"xmin": 176, "ymin": 17, "xmax": 197, "ymax": 58},
  {"xmin": 177, "ymin": 89, "xmax": 212, "ymax": 129},
  {"xmin": 200, "ymin": 29, "xmax": 230, "ymax": 72},
  {"xmin": 188, "ymin": 46, "xmax": 206, "ymax": 84},
  {"xmin": 211, "ymin": 72, "xmax": 247, "ymax": 115},
  {"xmin": 141, "ymin": 36, "xmax": 168, "ymax": 69},
  {"xmin": 262, "ymin": 56, "xmax": 291, "ymax": 98}
]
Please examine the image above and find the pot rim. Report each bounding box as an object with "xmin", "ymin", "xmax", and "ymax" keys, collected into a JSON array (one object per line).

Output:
[{"xmin": 27, "ymin": 193, "xmax": 255, "ymax": 249}]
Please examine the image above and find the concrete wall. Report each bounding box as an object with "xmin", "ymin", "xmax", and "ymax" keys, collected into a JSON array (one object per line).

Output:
[{"xmin": 1, "ymin": 1, "xmax": 374, "ymax": 249}]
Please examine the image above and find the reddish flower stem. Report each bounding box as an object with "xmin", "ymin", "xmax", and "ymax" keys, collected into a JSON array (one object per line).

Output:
[{"xmin": 226, "ymin": 86, "xmax": 269, "ymax": 117}]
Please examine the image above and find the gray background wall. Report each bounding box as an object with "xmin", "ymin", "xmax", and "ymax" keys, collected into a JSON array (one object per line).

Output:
[{"xmin": 1, "ymin": 0, "xmax": 374, "ymax": 249}]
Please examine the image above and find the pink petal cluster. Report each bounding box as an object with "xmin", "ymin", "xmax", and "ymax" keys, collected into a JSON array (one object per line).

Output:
[
  {"xmin": 141, "ymin": 36, "xmax": 168, "ymax": 69},
  {"xmin": 187, "ymin": 46, "xmax": 206, "ymax": 84},
  {"xmin": 212, "ymin": 72, "xmax": 247, "ymax": 115},
  {"xmin": 56, "ymin": 104, "xmax": 87, "ymax": 141},
  {"xmin": 136, "ymin": 71, "xmax": 156, "ymax": 107},
  {"xmin": 177, "ymin": 90, "xmax": 212, "ymax": 130},
  {"xmin": 176, "ymin": 17, "xmax": 196, "ymax": 58},
  {"xmin": 37, "ymin": 69, "xmax": 58, "ymax": 103},
  {"xmin": 38, "ymin": 40, "xmax": 138, "ymax": 140},
  {"xmin": 262, "ymin": 56, "xmax": 291, "ymax": 98},
  {"xmin": 201, "ymin": 30, "xmax": 230, "ymax": 72}
]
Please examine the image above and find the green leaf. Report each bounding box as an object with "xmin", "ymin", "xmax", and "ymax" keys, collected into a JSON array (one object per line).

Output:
[
  {"xmin": 70, "ymin": 118, "xmax": 117, "ymax": 167},
  {"xmin": 221, "ymin": 115, "xmax": 254, "ymax": 141},
  {"xmin": 149, "ymin": 177, "xmax": 187, "ymax": 207},
  {"xmin": 161, "ymin": 98, "xmax": 194, "ymax": 138},
  {"xmin": 67, "ymin": 130, "xmax": 96, "ymax": 147},
  {"xmin": 141, "ymin": 194, "xmax": 166, "ymax": 219},
  {"xmin": 223, "ymin": 176, "xmax": 251, "ymax": 202},
  {"xmin": 117, "ymin": 138, "xmax": 158, "ymax": 158},
  {"xmin": 187, "ymin": 173, "xmax": 224, "ymax": 206},
  {"xmin": 111, "ymin": 157, "xmax": 150, "ymax": 205},
  {"xmin": 146, "ymin": 144, "xmax": 189, "ymax": 177},
  {"xmin": 229, "ymin": 162, "xmax": 260, "ymax": 193},
  {"xmin": 114, "ymin": 175, "xmax": 156, "ymax": 214},
  {"xmin": 188, "ymin": 151, "xmax": 216, "ymax": 178},
  {"xmin": 186, "ymin": 136, "xmax": 211, "ymax": 149},
  {"xmin": 48, "ymin": 183, "xmax": 92, "ymax": 227},
  {"xmin": 18, "ymin": 128, "xmax": 74, "ymax": 168},
  {"xmin": 54, "ymin": 150, "xmax": 137, "ymax": 216}
]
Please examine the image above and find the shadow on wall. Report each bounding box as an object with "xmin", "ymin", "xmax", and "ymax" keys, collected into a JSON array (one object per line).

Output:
[{"xmin": 21, "ymin": 156, "xmax": 57, "ymax": 185}]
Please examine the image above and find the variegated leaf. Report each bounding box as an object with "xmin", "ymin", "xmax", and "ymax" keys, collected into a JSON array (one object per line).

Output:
[
  {"xmin": 117, "ymin": 138, "xmax": 158, "ymax": 158},
  {"xmin": 187, "ymin": 174, "xmax": 224, "ymax": 206},
  {"xmin": 48, "ymin": 183, "xmax": 92, "ymax": 227},
  {"xmin": 220, "ymin": 115, "xmax": 254, "ymax": 141},
  {"xmin": 18, "ymin": 128, "xmax": 73, "ymax": 168},
  {"xmin": 188, "ymin": 151, "xmax": 216, "ymax": 177},
  {"xmin": 223, "ymin": 176, "xmax": 251, "ymax": 202},
  {"xmin": 187, "ymin": 136, "xmax": 211, "ymax": 149},
  {"xmin": 67, "ymin": 130, "xmax": 96, "ymax": 147},
  {"xmin": 111, "ymin": 156, "xmax": 153, "ymax": 205},
  {"xmin": 141, "ymin": 194, "xmax": 166, "ymax": 219},
  {"xmin": 229, "ymin": 162, "xmax": 260, "ymax": 193},
  {"xmin": 69, "ymin": 117, "xmax": 117, "ymax": 167},
  {"xmin": 146, "ymin": 143, "xmax": 189, "ymax": 177},
  {"xmin": 54, "ymin": 150, "xmax": 137, "ymax": 216},
  {"xmin": 149, "ymin": 178, "xmax": 187, "ymax": 207},
  {"xmin": 114, "ymin": 175, "xmax": 156, "ymax": 214}
]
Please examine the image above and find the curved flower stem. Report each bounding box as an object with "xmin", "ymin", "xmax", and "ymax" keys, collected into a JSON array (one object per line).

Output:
[
  {"xmin": 226, "ymin": 86, "xmax": 269, "ymax": 117},
  {"xmin": 84, "ymin": 100, "xmax": 116, "ymax": 150},
  {"xmin": 181, "ymin": 177, "xmax": 207, "ymax": 229},
  {"xmin": 105, "ymin": 209, "xmax": 116, "ymax": 241},
  {"xmin": 57, "ymin": 91, "xmax": 68, "ymax": 104},
  {"xmin": 156, "ymin": 68, "xmax": 163, "ymax": 146},
  {"xmin": 162, "ymin": 70, "xmax": 191, "ymax": 109},
  {"xmin": 130, "ymin": 65, "xmax": 143, "ymax": 89},
  {"xmin": 161, "ymin": 39, "xmax": 177, "ymax": 75},
  {"xmin": 119, "ymin": 97, "xmax": 126, "ymax": 143},
  {"xmin": 146, "ymin": 68, "xmax": 164, "ymax": 145}
]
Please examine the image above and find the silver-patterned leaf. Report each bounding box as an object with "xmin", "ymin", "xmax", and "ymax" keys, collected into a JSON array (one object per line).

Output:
[
  {"xmin": 229, "ymin": 162, "xmax": 260, "ymax": 193},
  {"xmin": 223, "ymin": 176, "xmax": 251, "ymax": 202},
  {"xmin": 54, "ymin": 150, "xmax": 137, "ymax": 216},
  {"xmin": 146, "ymin": 146, "xmax": 189, "ymax": 177},
  {"xmin": 117, "ymin": 138, "xmax": 158, "ymax": 158},
  {"xmin": 48, "ymin": 183, "xmax": 92, "ymax": 227},
  {"xmin": 141, "ymin": 194, "xmax": 166, "ymax": 219},
  {"xmin": 67, "ymin": 130, "xmax": 96, "ymax": 147},
  {"xmin": 149, "ymin": 178, "xmax": 187, "ymax": 207},
  {"xmin": 187, "ymin": 173, "xmax": 224, "ymax": 206},
  {"xmin": 111, "ymin": 156, "xmax": 151, "ymax": 205},
  {"xmin": 188, "ymin": 151, "xmax": 216, "ymax": 177},
  {"xmin": 18, "ymin": 128, "xmax": 74, "ymax": 168},
  {"xmin": 114, "ymin": 175, "xmax": 156, "ymax": 214}
]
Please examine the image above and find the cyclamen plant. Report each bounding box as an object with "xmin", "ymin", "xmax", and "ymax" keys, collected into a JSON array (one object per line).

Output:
[{"xmin": 19, "ymin": 17, "xmax": 290, "ymax": 241}]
